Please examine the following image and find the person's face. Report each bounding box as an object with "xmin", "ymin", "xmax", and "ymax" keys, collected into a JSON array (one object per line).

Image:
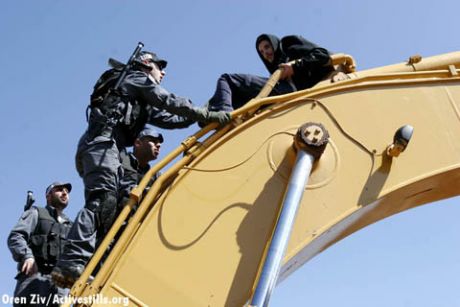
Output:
[
  {"xmin": 137, "ymin": 136, "xmax": 162, "ymax": 161},
  {"xmin": 146, "ymin": 61, "xmax": 166, "ymax": 84},
  {"xmin": 258, "ymin": 39, "xmax": 275, "ymax": 63},
  {"xmin": 46, "ymin": 186, "xmax": 70, "ymax": 210}
]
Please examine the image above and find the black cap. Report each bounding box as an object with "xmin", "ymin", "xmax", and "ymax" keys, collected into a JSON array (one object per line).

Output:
[
  {"xmin": 137, "ymin": 127, "xmax": 164, "ymax": 143},
  {"xmin": 137, "ymin": 51, "xmax": 168, "ymax": 70},
  {"xmin": 45, "ymin": 182, "xmax": 72, "ymax": 196}
]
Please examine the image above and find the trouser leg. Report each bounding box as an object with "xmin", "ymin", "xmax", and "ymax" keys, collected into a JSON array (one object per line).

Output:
[
  {"xmin": 57, "ymin": 135, "xmax": 121, "ymax": 269},
  {"xmin": 207, "ymin": 73, "xmax": 237, "ymax": 112},
  {"xmin": 272, "ymin": 79, "xmax": 297, "ymax": 95},
  {"xmin": 57, "ymin": 207, "xmax": 97, "ymax": 268},
  {"xmin": 207, "ymin": 73, "xmax": 264, "ymax": 111},
  {"xmin": 14, "ymin": 273, "xmax": 63, "ymax": 307},
  {"xmin": 207, "ymin": 73, "xmax": 296, "ymax": 112}
]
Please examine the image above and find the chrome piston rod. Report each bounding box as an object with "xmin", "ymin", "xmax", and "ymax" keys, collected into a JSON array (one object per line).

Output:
[{"xmin": 250, "ymin": 150, "xmax": 315, "ymax": 307}]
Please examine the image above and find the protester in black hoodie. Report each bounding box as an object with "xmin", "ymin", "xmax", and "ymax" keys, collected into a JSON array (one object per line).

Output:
[
  {"xmin": 206, "ymin": 34, "xmax": 334, "ymax": 112},
  {"xmin": 257, "ymin": 34, "xmax": 334, "ymax": 91}
]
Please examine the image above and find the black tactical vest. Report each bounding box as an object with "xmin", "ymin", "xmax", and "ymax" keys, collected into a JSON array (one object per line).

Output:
[
  {"xmin": 89, "ymin": 68, "xmax": 148, "ymax": 147},
  {"xmin": 29, "ymin": 207, "xmax": 72, "ymax": 274}
]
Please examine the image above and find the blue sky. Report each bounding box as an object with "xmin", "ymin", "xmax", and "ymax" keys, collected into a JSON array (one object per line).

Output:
[{"xmin": 1, "ymin": 1, "xmax": 459, "ymax": 306}]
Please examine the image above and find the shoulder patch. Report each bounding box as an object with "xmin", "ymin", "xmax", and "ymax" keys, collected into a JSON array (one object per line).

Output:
[{"xmin": 21, "ymin": 206, "xmax": 38, "ymax": 220}]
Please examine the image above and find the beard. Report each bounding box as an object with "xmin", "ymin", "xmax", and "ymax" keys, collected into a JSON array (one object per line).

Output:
[{"xmin": 50, "ymin": 196, "xmax": 68, "ymax": 210}]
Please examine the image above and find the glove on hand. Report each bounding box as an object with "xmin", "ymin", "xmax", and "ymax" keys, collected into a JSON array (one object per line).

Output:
[
  {"xmin": 194, "ymin": 108, "xmax": 231, "ymax": 125},
  {"xmin": 206, "ymin": 111, "xmax": 232, "ymax": 125},
  {"xmin": 193, "ymin": 107, "xmax": 209, "ymax": 122}
]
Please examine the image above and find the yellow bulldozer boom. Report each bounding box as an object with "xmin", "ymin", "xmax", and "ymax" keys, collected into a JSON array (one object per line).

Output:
[{"xmin": 67, "ymin": 52, "xmax": 460, "ymax": 307}]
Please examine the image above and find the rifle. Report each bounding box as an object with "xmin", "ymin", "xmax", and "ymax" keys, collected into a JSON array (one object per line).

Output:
[
  {"xmin": 109, "ymin": 41, "xmax": 145, "ymax": 96},
  {"xmin": 24, "ymin": 191, "xmax": 35, "ymax": 211},
  {"xmin": 88, "ymin": 42, "xmax": 145, "ymax": 124}
]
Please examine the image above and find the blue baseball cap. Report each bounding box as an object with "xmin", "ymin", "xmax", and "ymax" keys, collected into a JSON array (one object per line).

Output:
[
  {"xmin": 46, "ymin": 182, "xmax": 72, "ymax": 196},
  {"xmin": 137, "ymin": 127, "xmax": 164, "ymax": 143}
]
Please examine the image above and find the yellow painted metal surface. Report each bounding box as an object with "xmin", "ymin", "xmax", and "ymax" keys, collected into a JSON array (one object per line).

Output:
[{"xmin": 83, "ymin": 53, "xmax": 460, "ymax": 306}]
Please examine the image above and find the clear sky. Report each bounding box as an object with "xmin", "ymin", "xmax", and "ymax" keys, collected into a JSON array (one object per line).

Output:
[{"xmin": 1, "ymin": 1, "xmax": 459, "ymax": 306}]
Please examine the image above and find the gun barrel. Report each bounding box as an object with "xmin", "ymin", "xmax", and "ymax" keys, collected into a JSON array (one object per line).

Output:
[
  {"xmin": 112, "ymin": 42, "xmax": 144, "ymax": 91},
  {"xmin": 24, "ymin": 191, "xmax": 35, "ymax": 211}
]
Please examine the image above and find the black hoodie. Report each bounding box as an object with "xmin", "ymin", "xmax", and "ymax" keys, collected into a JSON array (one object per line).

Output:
[
  {"xmin": 256, "ymin": 34, "xmax": 286, "ymax": 74},
  {"xmin": 256, "ymin": 34, "xmax": 333, "ymax": 90}
]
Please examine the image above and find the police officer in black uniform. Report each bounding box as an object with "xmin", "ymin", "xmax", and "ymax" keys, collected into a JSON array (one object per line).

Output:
[
  {"xmin": 8, "ymin": 182, "xmax": 73, "ymax": 307},
  {"xmin": 52, "ymin": 48, "xmax": 231, "ymax": 288},
  {"xmin": 118, "ymin": 126, "xmax": 164, "ymax": 209}
]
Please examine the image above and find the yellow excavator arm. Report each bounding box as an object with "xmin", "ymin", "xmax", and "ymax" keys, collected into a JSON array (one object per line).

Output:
[{"xmin": 67, "ymin": 52, "xmax": 460, "ymax": 307}]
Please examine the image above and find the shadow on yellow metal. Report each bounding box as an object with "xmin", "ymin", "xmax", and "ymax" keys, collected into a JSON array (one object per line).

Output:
[{"xmin": 67, "ymin": 52, "xmax": 460, "ymax": 307}]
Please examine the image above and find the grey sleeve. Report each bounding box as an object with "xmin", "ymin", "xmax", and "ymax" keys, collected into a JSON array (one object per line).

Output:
[
  {"xmin": 148, "ymin": 106, "xmax": 195, "ymax": 129},
  {"xmin": 7, "ymin": 208, "xmax": 38, "ymax": 263},
  {"xmin": 123, "ymin": 72, "xmax": 205, "ymax": 123}
]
